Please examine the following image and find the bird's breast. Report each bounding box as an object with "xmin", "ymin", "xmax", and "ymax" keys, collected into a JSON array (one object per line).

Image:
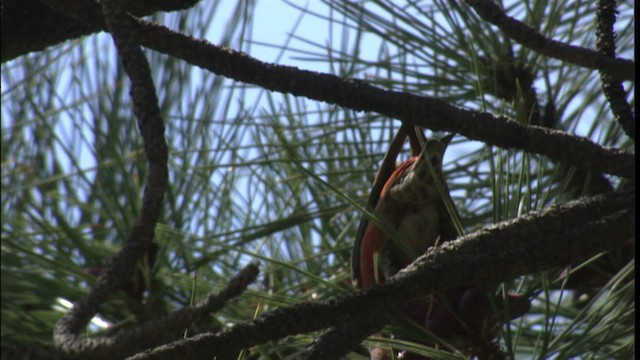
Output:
[{"xmin": 382, "ymin": 201, "xmax": 441, "ymax": 271}]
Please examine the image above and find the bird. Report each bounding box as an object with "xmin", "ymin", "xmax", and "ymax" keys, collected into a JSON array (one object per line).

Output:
[
  {"xmin": 350, "ymin": 125, "xmax": 530, "ymax": 359},
  {"xmin": 350, "ymin": 124, "xmax": 460, "ymax": 359},
  {"xmin": 351, "ymin": 124, "xmax": 459, "ymax": 289}
]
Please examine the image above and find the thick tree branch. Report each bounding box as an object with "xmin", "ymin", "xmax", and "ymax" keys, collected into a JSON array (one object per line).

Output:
[
  {"xmin": 33, "ymin": 3, "xmax": 637, "ymax": 180},
  {"xmin": 127, "ymin": 191, "xmax": 634, "ymax": 360},
  {"xmin": 1, "ymin": 0, "xmax": 199, "ymax": 62},
  {"xmin": 54, "ymin": 0, "xmax": 170, "ymax": 358},
  {"xmin": 293, "ymin": 318, "xmax": 388, "ymax": 360},
  {"xmin": 464, "ymin": 0, "xmax": 634, "ymax": 81},
  {"xmin": 130, "ymin": 19, "xmax": 637, "ymax": 180}
]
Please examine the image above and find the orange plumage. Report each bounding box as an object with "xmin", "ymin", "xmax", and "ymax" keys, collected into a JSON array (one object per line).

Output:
[{"xmin": 351, "ymin": 124, "xmax": 457, "ymax": 288}]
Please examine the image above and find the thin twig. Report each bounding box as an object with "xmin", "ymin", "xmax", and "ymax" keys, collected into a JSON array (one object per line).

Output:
[{"xmin": 595, "ymin": 0, "xmax": 635, "ymax": 140}]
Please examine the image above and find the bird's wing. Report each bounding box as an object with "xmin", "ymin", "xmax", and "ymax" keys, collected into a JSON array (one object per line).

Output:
[{"xmin": 351, "ymin": 123, "xmax": 413, "ymax": 286}]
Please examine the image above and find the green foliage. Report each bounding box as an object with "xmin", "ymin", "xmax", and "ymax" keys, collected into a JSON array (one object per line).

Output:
[{"xmin": 1, "ymin": 0, "xmax": 634, "ymax": 359}]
